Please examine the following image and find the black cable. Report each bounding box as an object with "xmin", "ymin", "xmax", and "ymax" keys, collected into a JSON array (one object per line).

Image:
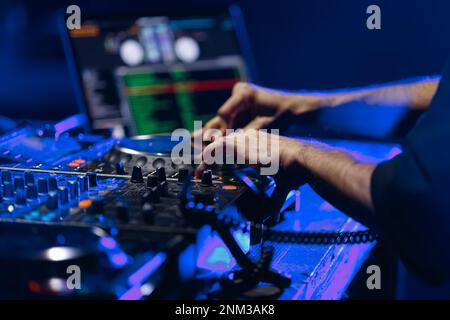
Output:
[{"xmin": 183, "ymin": 203, "xmax": 378, "ymax": 245}]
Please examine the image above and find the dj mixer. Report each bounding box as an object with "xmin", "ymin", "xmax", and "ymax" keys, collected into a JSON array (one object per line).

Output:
[{"xmin": 0, "ymin": 120, "xmax": 294, "ymax": 299}]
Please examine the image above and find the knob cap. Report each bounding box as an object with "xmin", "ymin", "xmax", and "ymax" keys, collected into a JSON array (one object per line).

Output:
[
  {"xmin": 3, "ymin": 182, "xmax": 14, "ymax": 198},
  {"xmin": 26, "ymin": 183, "xmax": 38, "ymax": 199},
  {"xmin": 37, "ymin": 178, "xmax": 49, "ymax": 194},
  {"xmin": 87, "ymin": 172, "xmax": 98, "ymax": 187},
  {"xmin": 78, "ymin": 175, "xmax": 89, "ymax": 192},
  {"xmin": 156, "ymin": 167, "xmax": 166, "ymax": 182},
  {"xmin": 58, "ymin": 186, "xmax": 69, "ymax": 205},
  {"xmin": 1, "ymin": 170, "xmax": 12, "ymax": 183},
  {"xmin": 201, "ymin": 170, "xmax": 213, "ymax": 186},
  {"xmin": 131, "ymin": 166, "xmax": 144, "ymax": 183},
  {"xmin": 147, "ymin": 174, "xmax": 159, "ymax": 188},
  {"xmin": 48, "ymin": 175, "xmax": 58, "ymax": 191},
  {"xmin": 68, "ymin": 180, "xmax": 79, "ymax": 199},
  {"xmin": 46, "ymin": 192, "xmax": 59, "ymax": 211},
  {"xmin": 177, "ymin": 168, "xmax": 190, "ymax": 183},
  {"xmin": 24, "ymin": 171, "xmax": 35, "ymax": 185},
  {"xmin": 15, "ymin": 189, "xmax": 27, "ymax": 205},
  {"xmin": 115, "ymin": 162, "xmax": 125, "ymax": 175},
  {"xmin": 142, "ymin": 203, "xmax": 154, "ymax": 224},
  {"xmin": 14, "ymin": 176, "xmax": 25, "ymax": 190}
]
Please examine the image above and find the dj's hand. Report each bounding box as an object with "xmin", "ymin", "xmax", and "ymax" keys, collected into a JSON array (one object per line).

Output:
[
  {"xmin": 195, "ymin": 130, "xmax": 309, "ymax": 190},
  {"xmin": 193, "ymin": 82, "xmax": 328, "ymax": 139}
]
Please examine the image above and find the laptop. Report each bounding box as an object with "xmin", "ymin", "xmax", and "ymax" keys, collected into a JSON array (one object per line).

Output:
[{"xmin": 61, "ymin": 6, "xmax": 255, "ymax": 137}]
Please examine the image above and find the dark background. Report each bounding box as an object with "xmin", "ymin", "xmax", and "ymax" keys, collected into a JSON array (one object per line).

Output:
[{"xmin": 1, "ymin": 0, "xmax": 449, "ymax": 138}]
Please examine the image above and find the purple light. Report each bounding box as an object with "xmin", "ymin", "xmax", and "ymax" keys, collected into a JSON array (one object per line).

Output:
[
  {"xmin": 128, "ymin": 252, "xmax": 166, "ymax": 286},
  {"xmin": 111, "ymin": 253, "xmax": 128, "ymax": 267},
  {"xmin": 197, "ymin": 231, "xmax": 249, "ymax": 272},
  {"xmin": 119, "ymin": 285, "xmax": 142, "ymax": 300},
  {"xmin": 100, "ymin": 237, "xmax": 117, "ymax": 250},
  {"xmin": 387, "ymin": 146, "xmax": 402, "ymax": 159}
]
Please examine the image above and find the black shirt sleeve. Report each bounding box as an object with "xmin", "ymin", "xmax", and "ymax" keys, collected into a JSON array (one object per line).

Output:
[{"xmin": 371, "ymin": 59, "xmax": 450, "ymax": 285}]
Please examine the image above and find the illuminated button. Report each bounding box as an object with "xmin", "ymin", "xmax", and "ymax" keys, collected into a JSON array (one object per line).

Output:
[
  {"xmin": 223, "ymin": 185, "xmax": 238, "ymax": 191},
  {"xmin": 73, "ymin": 159, "xmax": 86, "ymax": 164},
  {"xmin": 68, "ymin": 162, "xmax": 79, "ymax": 168},
  {"xmin": 79, "ymin": 199, "xmax": 92, "ymax": 209}
]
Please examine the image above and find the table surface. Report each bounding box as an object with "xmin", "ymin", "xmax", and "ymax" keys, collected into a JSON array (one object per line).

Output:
[{"xmin": 270, "ymin": 138, "xmax": 399, "ymax": 300}]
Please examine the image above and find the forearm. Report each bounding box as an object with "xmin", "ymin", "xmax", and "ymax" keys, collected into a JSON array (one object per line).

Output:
[
  {"xmin": 296, "ymin": 140, "xmax": 377, "ymax": 226},
  {"xmin": 283, "ymin": 76, "xmax": 440, "ymax": 113},
  {"xmin": 332, "ymin": 77, "xmax": 440, "ymax": 110}
]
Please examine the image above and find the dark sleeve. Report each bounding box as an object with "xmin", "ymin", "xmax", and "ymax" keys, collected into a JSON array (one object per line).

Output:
[{"xmin": 371, "ymin": 60, "xmax": 450, "ymax": 285}]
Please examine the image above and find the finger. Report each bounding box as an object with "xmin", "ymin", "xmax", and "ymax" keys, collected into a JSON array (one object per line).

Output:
[
  {"xmin": 191, "ymin": 116, "xmax": 225, "ymax": 140},
  {"xmin": 195, "ymin": 137, "xmax": 227, "ymax": 177},
  {"xmin": 243, "ymin": 116, "xmax": 273, "ymax": 130},
  {"xmin": 217, "ymin": 94, "xmax": 248, "ymax": 128}
]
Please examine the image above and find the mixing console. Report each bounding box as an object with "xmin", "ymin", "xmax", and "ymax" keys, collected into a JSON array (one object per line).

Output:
[{"xmin": 0, "ymin": 121, "xmax": 290, "ymax": 299}]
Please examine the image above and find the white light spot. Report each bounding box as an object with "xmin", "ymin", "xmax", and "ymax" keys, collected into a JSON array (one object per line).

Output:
[
  {"xmin": 120, "ymin": 39, "xmax": 145, "ymax": 66},
  {"xmin": 174, "ymin": 37, "xmax": 200, "ymax": 63},
  {"xmin": 44, "ymin": 247, "xmax": 79, "ymax": 261}
]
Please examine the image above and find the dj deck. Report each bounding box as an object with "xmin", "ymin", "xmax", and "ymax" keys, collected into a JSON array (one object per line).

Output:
[
  {"xmin": 5, "ymin": 1, "xmax": 444, "ymax": 304},
  {"xmin": 0, "ymin": 122, "xmax": 396, "ymax": 299}
]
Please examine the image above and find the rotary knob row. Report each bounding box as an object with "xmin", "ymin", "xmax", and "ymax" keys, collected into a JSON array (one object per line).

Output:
[{"xmin": 0, "ymin": 170, "xmax": 99, "ymax": 209}]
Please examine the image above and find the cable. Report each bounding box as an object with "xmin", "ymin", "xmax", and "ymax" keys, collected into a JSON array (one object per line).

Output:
[{"xmin": 183, "ymin": 202, "xmax": 378, "ymax": 245}]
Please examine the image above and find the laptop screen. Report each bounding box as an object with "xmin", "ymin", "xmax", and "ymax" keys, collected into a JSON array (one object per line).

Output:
[{"xmin": 66, "ymin": 10, "xmax": 248, "ymax": 135}]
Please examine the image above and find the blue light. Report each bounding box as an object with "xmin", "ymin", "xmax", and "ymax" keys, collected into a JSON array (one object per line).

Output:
[
  {"xmin": 197, "ymin": 230, "xmax": 250, "ymax": 272},
  {"xmin": 128, "ymin": 252, "xmax": 166, "ymax": 286},
  {"xmin": 111, "ymin": 253, "xmax": 128, "ymax": 267},
  {"xmin": 100, "ymin": 236, "xmax": 117, "ymax": 250}
]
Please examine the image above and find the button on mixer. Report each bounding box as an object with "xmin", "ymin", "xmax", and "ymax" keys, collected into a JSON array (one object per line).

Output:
[
  {"xmin": 78, "ymin": 175, "xmax": 89, "ymax": 192},
  {"xmin": 46, "ymin": 192, "xmax": 59, "ymax": 211},
  {"xmin": 24, "ymin": 171, "xmax": 35, "ymax": 185},
  {"xmin": 141, "ymin": 203, "xmax": 154, "ymax": 224},
  {"xmin": 68, "ymin": 180, "xmax": 79, "ymax": 199},
  {"xmin": 37, "ymin": 177, "xmax": 49, "ymax": 194},
  {"xmin": 49, "ymin": 175, "xmax": 58, "ymax": 191},
  {"xmin": 177, "ymin": 168, "xmax": 190, "ymax": 183},
  {"xmin": 3, "ymin": 181, "xmax": 14, "ymax": 198},
  {"xmin": 1, "ymin": 170, "xmax": 12, "ymax": 183},
  {"xmin": 201, "ymin": 170, "xmax": 213, "ymax": 186},
  {"xmin": 131, "ymin": 166, "xmax": 144, "ymax": 183},
  {"xmin": 87, "ymin": 172, "xmax": 98, "ymax": 187},
  {"xmin": 58, "ymin": 186, "xmax": 69, "ymax": 205},
  {"xmin": 115, "ymin": 162, "xmax": 125, "ymax": 175},
  {"xmin": 26, "ymin": 183, "xmax": 38, "ymax": 199},
  {"xmin": 14, "ymin": 176, "xmax": 25, "ymax": 190},
  {"xmin": 156, "ymin": 167, "xmax": 168, "ymax": 196},
  {"xmin": 15, "ymin": 189, "xmax": 27, "ymax": 206}
]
